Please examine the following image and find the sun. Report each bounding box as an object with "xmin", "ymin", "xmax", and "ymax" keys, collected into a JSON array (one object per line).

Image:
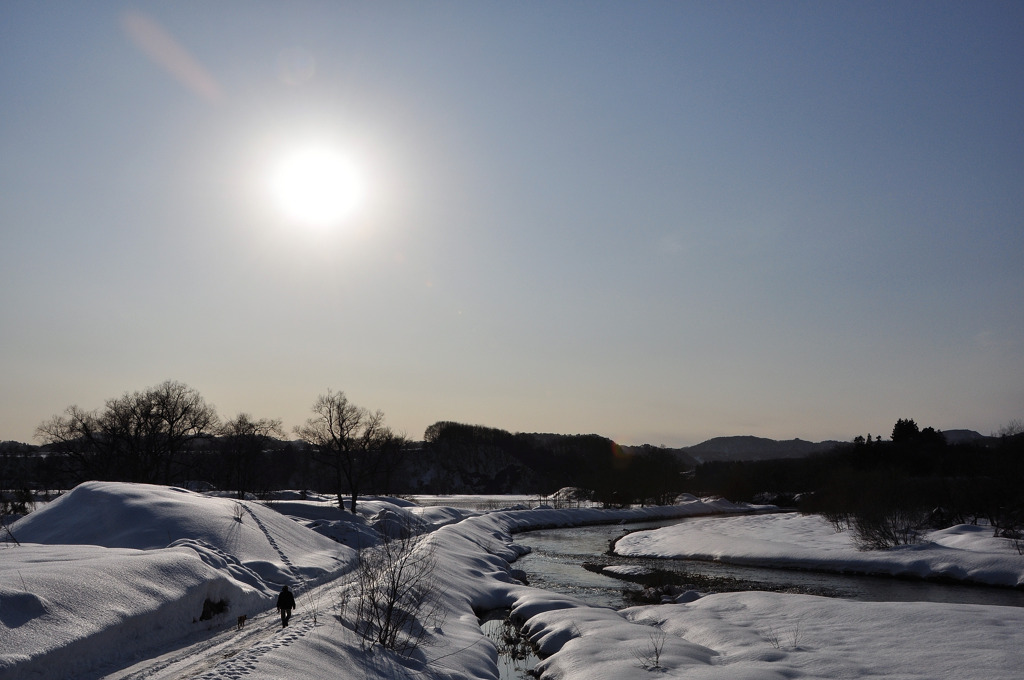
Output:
[{"xmin": 269, "ymin": 146, "xmax": 362, "ymax": 228}]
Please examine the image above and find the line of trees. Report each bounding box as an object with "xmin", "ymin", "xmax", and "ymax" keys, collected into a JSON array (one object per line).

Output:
[
  {"xmin": 17, "ymin": 381, "xmax": 1020, "ymax": 549},
  {"xmin": 7, "ymin": 381, "xmax": 690, "ymax": 511},
  {"xmin": 17, "ymin": 383, "xmax": 414, "ymax": 513},
  {"xmin": 685, "ymin": 418, "xmax": 1024, "ymax": 549},
  {"xmin": 415, "ymin": 422, "xmax": 687, "ymax": 506},
  {"xmin": 34, "ymin": 381, "xmax": 219, "ymax": 486}
]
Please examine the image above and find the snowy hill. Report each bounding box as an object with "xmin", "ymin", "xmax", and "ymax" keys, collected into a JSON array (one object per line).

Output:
[
  {"xmin": 13, "ymin": 482, "xmax": 354, "ymax": 588},
  {"xmin": 3, "ymin": 482, "xmax": 357, "ymax": 679}
]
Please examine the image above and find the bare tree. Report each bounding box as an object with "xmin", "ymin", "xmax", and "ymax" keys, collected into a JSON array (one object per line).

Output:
[
  {"xmin": 294, "ymin": 390, "xmax": 402, "ymax": 514},
  {"xmin": 145, "ymin": 380, "xmax": 219, "ymax": 483},
  {"xmin": 35, "ymin": 381, "xmax": 218, "ymax": 484},
  {"xmin": 218, "ymin": 414, "xmax": 283, "ymax": 498},
  {"xmin": 996, "ymin": 418, "xmax": 1024, "ymax": 438},
  {"xmin": 36, "ymin": 405, "xmax": 106, "ymax": 482},
  {"xmin": 372, "ymin": 430, "xmax": 410, "ymax": 496}
]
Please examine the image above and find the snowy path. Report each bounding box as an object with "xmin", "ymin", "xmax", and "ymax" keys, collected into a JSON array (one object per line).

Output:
[{"xmin": 88, "ymin": 577, "xmax": 343, "ymax": 680}]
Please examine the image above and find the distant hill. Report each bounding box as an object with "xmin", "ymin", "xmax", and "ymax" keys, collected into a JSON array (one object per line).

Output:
[
  {"xmin": 681, "ymin": 436, "xmax": 845, "ymax": 464},
  {"xmin": 673, "ymin": 430, "xmax": 991, "ymax": 464},
  {"xmin": 940, "ymin": 429, "xmax": 986, "ymax": 444}
]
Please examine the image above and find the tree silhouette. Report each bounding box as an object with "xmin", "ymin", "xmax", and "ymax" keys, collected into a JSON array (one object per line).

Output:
[
  {"xmin": 294, "ymin": 390, "xmax": 401, "ymax": 514},
  {"xmin": 891, "ymin": 418, "xmax": 920, "ymax": 445},
  {"xmin": 36, "ymin": 380, "xmax": 218, "ymax": 484},
  {"xmin": 218, "ymin": 414, "xmax": 283, "ymax": 498}
]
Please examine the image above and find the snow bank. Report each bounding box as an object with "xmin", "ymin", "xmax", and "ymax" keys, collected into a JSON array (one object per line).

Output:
[
  {"xmin": 271, "ymin": 496, "xmax": 479, "ymax": 548},
  {"xmin": 0, "ymin": 543, "xmax": 266, "ymax": 680},
  {"xmin": 432, "ymin": 506, "xmax": 1024, "ymax": 680},
  {"xmin": 614, "ymin": 512, "xmax": 1024, "ymax": 586},
  {"xmin": 412, "ymin": 504, "xmax": 1024, "ymax": 680},
  {"xmin": 493, "ymin": 495, "xmax": 756, "ymax": 534},
  {"xmin": 618, "ymin": 592, "xmax": 1024, "ymax": 680},
  {"xmin": 603, "ymin": 564, "xmax": 653, "ymax": 577},
  {"xmin": 13, "ymin": 482, "xmax": 353, "ymax": 586},
  {"xmin": 3, "ymin": 482, "xmax": 356, "ymax": 679}
]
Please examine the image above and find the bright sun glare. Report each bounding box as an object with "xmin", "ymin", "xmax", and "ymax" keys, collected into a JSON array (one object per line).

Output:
[{"xmin": 269, "ymin": 146, "xmax": 361, "ymax": 228}]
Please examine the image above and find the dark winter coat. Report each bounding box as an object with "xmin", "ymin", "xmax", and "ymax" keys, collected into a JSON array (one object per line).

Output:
[{"xmin": 276, "ymin": 588, "xmax": 296, "ymax": 611}]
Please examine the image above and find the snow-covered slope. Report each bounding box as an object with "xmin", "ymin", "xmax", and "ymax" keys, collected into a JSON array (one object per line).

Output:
[
  {"xmin": 3, "ymin": 482, "xmax": 356, "ymax": 680},
  {"xmin": 0, "ymin": 543, "xmax": 268, "ymax": 679},
  {"xmin": 13, "ymin": 482, "xmax": 353, "ymax": 587}
]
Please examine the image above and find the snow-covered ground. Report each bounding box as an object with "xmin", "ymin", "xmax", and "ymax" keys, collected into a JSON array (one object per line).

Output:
[
  {"xmin": 614, "ymin": 512, "xmax": 1024, "ymax": 587},
  {"xmin": 2, "ymin": 484, "xmax": 1023, "ymax": 679}
]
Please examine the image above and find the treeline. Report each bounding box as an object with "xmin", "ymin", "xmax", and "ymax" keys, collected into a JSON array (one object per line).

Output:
[
  {"xmin": 685, "ymin": 419, "xmax": 1024, "ymax": 548},
  {"xmin": 2, "ymin": 381, "xmax": 384, "ymax": 502},
  {"xmin": 413, "ymin": 421, "xmax": 686, "ymax": 505},
  {"xmin": 3, "ymin": 381, "xmax": 311, "ymax": 500},
  {"xmin": 1, "ymin": 382, "xmax": 688, "ymax": 509},
  {"xmin": 8, "ymin": 381, "xmax": 1022, "ymax": 548}
]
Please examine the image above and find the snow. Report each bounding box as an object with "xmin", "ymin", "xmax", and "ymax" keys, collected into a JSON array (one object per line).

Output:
[
  {"xmin": 0, "ymin": 543, "xmax": 267, "ymax": 678},
  {"xmin": 13, "ymin": 482, "xmax": 353, "ymax": 589},
  {"xmin": 621, "ymin": 594, "xmax": 1024, "ymax": 680},
  {"xmin": 614, "ymin": 512, "xmax": 1024, "ymax": 586},
  {"xmin": 3, "ymin": 484, "xmax": 1023, "ymax": 679},
  {"xmin": 603, "ymin": 564, "xmax": 653, "ymax": 577}
]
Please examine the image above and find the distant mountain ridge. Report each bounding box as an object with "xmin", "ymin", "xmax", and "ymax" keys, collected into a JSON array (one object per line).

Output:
[
  {"xmin": 669, "ymin": 429, "xmax": 988, "ymax": 465},
  {"xmin": 939, "ymin": 429, "xmax": 986, "ymax": 444},
  {"xmin": 679, "ymin": 436, "xmax": 844, "ymax": 464}
]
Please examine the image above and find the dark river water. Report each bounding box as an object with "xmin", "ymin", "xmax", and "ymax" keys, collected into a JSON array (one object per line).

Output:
[{"xmin": 511, "ymin": 517, "xmax": 1024, "ymax": 610}]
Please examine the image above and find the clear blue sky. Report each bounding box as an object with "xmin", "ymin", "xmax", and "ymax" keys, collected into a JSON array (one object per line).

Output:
[{"xmin": 2, "ymin": 1, "xmax": 1022, "ymax": 446}]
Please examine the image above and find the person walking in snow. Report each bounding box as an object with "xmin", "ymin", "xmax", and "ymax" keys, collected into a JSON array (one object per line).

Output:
[{"xmin": 276, "ymin": 585, "xmax": 296, "ymax": 627}]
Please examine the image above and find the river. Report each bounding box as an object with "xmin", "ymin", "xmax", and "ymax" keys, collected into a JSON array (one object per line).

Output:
[{"xmin": 511, "ymin": 516, "xmax": 1024, "ymax": 610}]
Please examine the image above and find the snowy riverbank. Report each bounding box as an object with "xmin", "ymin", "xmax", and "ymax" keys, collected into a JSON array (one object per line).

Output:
[
  {"xmin": 614, "ymin": 512, "xmax": 1024, "ymax": 587},
  {"xmin": 3, "ymin": 483, "xmax": 1023, "ymax": 679}
]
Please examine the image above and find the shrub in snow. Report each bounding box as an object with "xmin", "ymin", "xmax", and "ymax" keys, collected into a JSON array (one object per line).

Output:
[
  {"xmin": 340, "ymin": 523, "xmax": 444, "ymax": 655},
  {"xmin": 631, "ymin": 630, "xmax": 667, "ymax": 669},
  {"xmin": 810, "ymin": 472, "xmax": 931, "ymax": 550},
  {"xmin": 851, "ymin": 504, "xmax": 929, "ymax": 550}
]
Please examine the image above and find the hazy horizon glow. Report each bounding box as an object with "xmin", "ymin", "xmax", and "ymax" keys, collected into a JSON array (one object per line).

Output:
[{"xmin": 2, "ymin": 2, "xmax": 1022, "ymax": 447}]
